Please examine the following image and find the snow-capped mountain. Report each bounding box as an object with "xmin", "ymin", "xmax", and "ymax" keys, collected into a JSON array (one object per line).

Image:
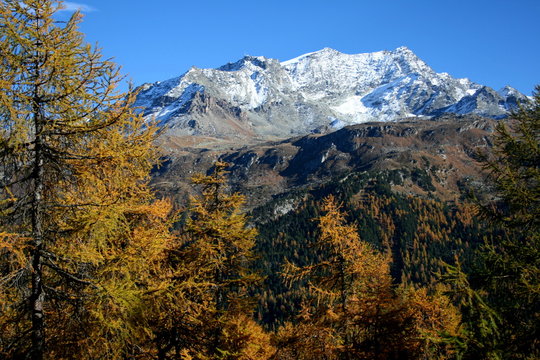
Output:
[{"xmin": 134, "ymin": 47, "xmax": 527, "ymax": 140}]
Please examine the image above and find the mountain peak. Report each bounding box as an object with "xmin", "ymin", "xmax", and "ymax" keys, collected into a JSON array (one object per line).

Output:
[
  {"xmin": 317, "ymin": 47, "xmax": 342, "ymax": 55},
  {"xmin": 498, "ymin": 85, "xmax": 520, "ymax": 97},
  {"xmin": 387, "ymin": 46, "xmax": 432, "ymax": 72},
  {"xmin": 134, "ymin": 47, "xmax": 525, "ymax": 141},
  {"xmin": 217, "ymin": 55, "xmax": 270, "ymax": 72},
  {"xmin": 393, "ymin": 46, "xmax": 414, "ymax": 54},
  {"xmin": 282, "ymin": 47, "xmax": 428, "ymax": 74},
  {"xmin": 281, "ymin": 48, "xmax": 348, "ymax": 65}
]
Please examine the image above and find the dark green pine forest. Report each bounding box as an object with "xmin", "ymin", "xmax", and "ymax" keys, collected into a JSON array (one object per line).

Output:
[
  {"xmin": 253, "ymin": 171, "xmax": 486, "ymax": 326},
  {"xmin": 0, "ymin": 1, "xmax": 538, "ymax": 359}
]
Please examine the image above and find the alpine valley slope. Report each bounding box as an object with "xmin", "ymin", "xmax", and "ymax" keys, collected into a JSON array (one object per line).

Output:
[
  {"xmin": 151, "ymin": 115, "xmax": 497, "ymax": 210},
  {"xmin": 135, "ymin": 46, "xmax": 526, "ymax": 144}
]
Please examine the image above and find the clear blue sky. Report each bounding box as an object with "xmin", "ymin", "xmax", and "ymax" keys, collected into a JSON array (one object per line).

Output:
[{"xmin": 61, "ymin": 0, "xmax": 539, "ymax": 95}]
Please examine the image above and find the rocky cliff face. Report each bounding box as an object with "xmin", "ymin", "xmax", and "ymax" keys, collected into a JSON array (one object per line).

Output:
[
  {"xmin": 153, "ymin": 115, "xmax": 496, "ymax": 210},
  {"xmin": 135, "ymin": 47, "xmax": 526, "ymax": 142}
]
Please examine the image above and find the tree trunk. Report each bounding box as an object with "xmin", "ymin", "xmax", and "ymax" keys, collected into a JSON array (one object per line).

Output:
[{"xmin": 30, "ymin": 98, "xmax": 45, "ymax": 360}]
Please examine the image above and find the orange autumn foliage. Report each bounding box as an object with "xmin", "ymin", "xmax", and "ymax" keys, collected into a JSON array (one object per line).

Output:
[
  {"xmin": 276, "ymin": 196, "xmax": 460, "ymax": 359},
  {"xmin": 0, "ymin": 1, "xmax": 175, "ymax": 358}
]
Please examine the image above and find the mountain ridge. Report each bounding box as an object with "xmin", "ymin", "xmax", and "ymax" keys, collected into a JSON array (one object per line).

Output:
[
  {"xmin": 152, "ymin": 115, "xmax": 496, "ymax": 210},
  {"xmin": 135, "ymin": 47, "xmax": 527, "ymax": 142}
]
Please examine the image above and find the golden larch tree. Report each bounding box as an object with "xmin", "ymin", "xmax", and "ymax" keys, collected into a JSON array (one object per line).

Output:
[
  {"xmin": 0, "ymin": 1, "xmax": 174, "ymax": 359},
  {"xmin": 149, "ymin": 162, "xmax": 274, "ymax": 359},
  {"xmin": 277, "ymin": 195, "xmax": 460, "ymax": 359}
]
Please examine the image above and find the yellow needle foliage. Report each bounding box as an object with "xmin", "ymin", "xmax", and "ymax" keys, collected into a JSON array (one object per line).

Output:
[
  {"xmin": 277, "ymin": 195, "xmax": 460, "ymax": 359},
  {"xmin": 0, "ymin": 1, "xmax": 175, "ymax": 358},
  {"xmin": 147, "ymin": 162, "xmax": 274, "ymax": 359}
]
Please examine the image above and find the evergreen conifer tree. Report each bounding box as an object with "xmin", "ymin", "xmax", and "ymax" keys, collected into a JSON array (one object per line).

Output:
[
  {"xmin": 444, "ymin": 86, "xmax": 539, "ymax": 360},
  {"xmin": 473, "ymin": 86, "xmax": 540, "ymax": 358}
]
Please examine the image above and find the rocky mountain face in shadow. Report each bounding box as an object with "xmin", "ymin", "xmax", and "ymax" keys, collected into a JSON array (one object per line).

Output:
[{"xmin": 152, "ymin": 115, "xmax": 495, "ymax": 211}]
